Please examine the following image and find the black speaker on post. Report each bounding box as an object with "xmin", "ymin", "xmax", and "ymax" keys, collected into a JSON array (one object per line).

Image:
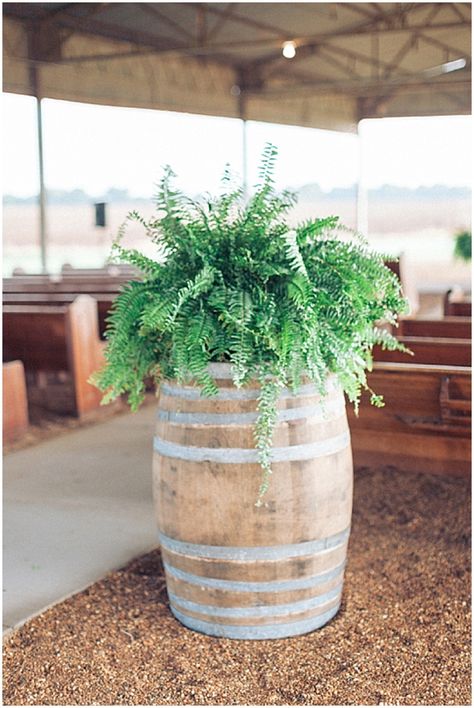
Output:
[{"xmin": 94, "ymin": 202, "xmax": 107, "ymax": 227}]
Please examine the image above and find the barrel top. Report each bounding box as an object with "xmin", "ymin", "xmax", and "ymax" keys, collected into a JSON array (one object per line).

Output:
[
  {"xmin": 204, "ymin": 363, "xmax": 338, "ymax": 386},
  {"xmin": 161, "ymin": 368, "xmax": 340, "ymax": 398}
]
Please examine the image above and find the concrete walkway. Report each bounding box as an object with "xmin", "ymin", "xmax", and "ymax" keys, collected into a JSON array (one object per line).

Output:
[{"xmin": 3, "ymin": 405, "xmax": 158, "ymax": 632}]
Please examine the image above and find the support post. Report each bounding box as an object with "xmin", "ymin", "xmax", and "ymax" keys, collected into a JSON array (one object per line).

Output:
[
  {"xmin": 29, "ymin": 63, "xmax": 48, "ymax": 273},
  {"xmin": 239, "ymin": 92, "xmax": 248, "ymax": 200},
  {"xmin": 242, "ymin": 118, "xmax": 248, "ymax": 200},
  {"xmin": 356, "ymin": 121, "xmax": 369, "ymax": 237}
]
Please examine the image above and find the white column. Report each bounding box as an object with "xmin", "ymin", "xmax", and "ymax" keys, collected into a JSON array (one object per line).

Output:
[
  {"xmin": 36, "ymin": 95, "xmax": 48, "ymax": 273},
  {"xmin": 242, "ymin": 117, "xmax": 248, "ymax": 200},
  {"xmin": 356, "ymin": 121, "xmax": 369, "ymax": 238},
  {"xmin": 30, "ymin": 61, "xmax": 48, "ymax": 273},
  {"xmin": 238, "ymin": 90, "xmax": 249, "ymax": 200}
]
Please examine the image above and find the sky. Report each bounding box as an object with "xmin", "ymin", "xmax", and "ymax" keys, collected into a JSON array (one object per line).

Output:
[{"xmin": 2, "ymin": 92, "xmax": 472, "ymax": 199}]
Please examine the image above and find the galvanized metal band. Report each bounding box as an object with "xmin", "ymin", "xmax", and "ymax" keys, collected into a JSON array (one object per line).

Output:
[
  {"xmin": 170, "ymin": 602, "xmax": 341, "ymax": 640},
  {"xmin": 160, "ymin": 380, "xmax": 338, "ymax": 402},
  {"xmin": 157, "ymin": 395, "xmax": 346, "ymax": 425},
  {"xmin": 153, "ymin": 429, "xmax": 350, "ymax": 464},
  {"xmin": 168, "ymin": 584, "xmax": 342, "ymax": 619},
  {"xmin": 158, "ymin": 526, "xmax": 350, "ymax": 562},
  {"xmin": 163, "ymin": 559, "xmax": 346, "ymax": 592}
]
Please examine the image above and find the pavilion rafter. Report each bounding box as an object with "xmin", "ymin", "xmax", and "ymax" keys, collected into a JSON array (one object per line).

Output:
[{"xmin": 139, "ymin": 3, "xmax": 195, "ymax": 42}]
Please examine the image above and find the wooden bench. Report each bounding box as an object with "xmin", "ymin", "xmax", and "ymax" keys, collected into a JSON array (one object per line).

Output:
[
  {"xmin": 61, "ymin": 264, "xmax": 139, "ymax": 276},
  {"xmin": 3, "ymin": 295, "xmax": 105, "ymax": 417},
  {"xmin": 348, "ymin": 362, "xmax": 471, "ymax": 477},
  {"xmin": 374, "ymin": 335, "xmax": 471, "ymax": 367},
  {"xmin": 3, "ymin": 360, "xmax": 29, "ymax": 443},
  {"xmin": 397, "ymin": 317, "xmax": 471, "ymax": 339},
  {"xmin": 3, "ymin": 272, "xmax": 140, "ymax": 338},
  {"xmin": 4, "ymin": 275, "xmax": 133, "ymax": 294},
  {"xmin": 385, "ymin": 254, "xmax": 419, "ymax": 316},
  {"xmin": 3, "ymin": 291, "xmax": 115, "ymax": 339},
  {"xmin": 444, "ymin": 289, "xmax": 472, "ymax": 317}
]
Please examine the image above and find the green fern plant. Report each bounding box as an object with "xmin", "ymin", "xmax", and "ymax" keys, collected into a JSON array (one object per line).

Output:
[
  {"xmin": 92, "ymin": 144, "xmax": 409, "ymax": 505},
  {"xmin": 454, "ymin": 230, "xmax": 471, "ymax": 262}
]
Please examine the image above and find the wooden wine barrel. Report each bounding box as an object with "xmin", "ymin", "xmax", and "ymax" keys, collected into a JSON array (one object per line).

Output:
[{"xmin": 153, "ymin": 363, "xmax": 353, "ymax": 639}]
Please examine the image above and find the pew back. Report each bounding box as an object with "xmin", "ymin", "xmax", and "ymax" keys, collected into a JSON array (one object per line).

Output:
[
  {"xmin": 3, "ymin": 276, "xmax": 131, "ymax": 294},
  {"xmin": 398, "ymin": 317, "xmax": 471, "ymax": 339},
  {"xmin": 3, "ymin": 296, "xmax": 104, "ymax": 417},
  {"xmin": 3, "ymin": 360, "xmax": 29, "ymax": 443},
  {"xmin": 374, "ymin": 336, "xmax": 471, "ymax": 367},
  {"xmin": 444, "ymin": 289, "xmax": 472, "ymax": 317},
  {"xmin": 348, "ymin": 362, "xmax": 471, "ymax": 476}
]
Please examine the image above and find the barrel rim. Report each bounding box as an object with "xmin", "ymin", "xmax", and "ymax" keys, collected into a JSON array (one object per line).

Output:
[
  {"xmin": 160, "ymin": 367, "xmax": 340, "ymax": 395},
  {"xmin": 205, "ymin": 363, "xmax": 339, "ymax": 385}
]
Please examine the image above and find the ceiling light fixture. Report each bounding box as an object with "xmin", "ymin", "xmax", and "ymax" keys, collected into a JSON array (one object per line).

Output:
[
  {"xmin": 282, "ymin": 41, "xmax": 296, "ymax": 59},
  {"xmin": 424, "ymin": 57, "xmax": 467, "ymax": 77}
]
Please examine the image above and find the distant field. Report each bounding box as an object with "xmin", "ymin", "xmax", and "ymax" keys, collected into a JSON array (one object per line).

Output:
[{"xmin": 3, "ymin": 198, "xmax": 471, "ymax": 291}]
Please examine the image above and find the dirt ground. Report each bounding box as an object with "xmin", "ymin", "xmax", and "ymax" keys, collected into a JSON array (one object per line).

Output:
[{"xmin": 3, "ymin": 466, "xmax": 470, "ymax": 706}]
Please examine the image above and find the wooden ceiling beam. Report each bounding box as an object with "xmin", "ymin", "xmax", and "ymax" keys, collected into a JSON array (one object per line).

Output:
[
  {"xmin": 320, "ymin": 42, "xmax": 413, "ymax": 77},
  {"xmin": 40, "ymin": 3, "xmax": 78, "ymax": 22},
  {"xmin": 341, "ymin": 3, "xmax": 380, "ymax": 21},
  {"xmin": 315, "ymin": 48, "xmax": 363, "ymax": 79},
  {"xmin": 418, "ymin": 31, "xmax": 470, "ymax": 59},
  {"xmin": 195, "ymin": 5, "xmax": 207, "ymax": 45},
  {"xmin": 206, "ymin": 3, "xmax": 238, "ymax": 42},
  {"xmin": 44, "ymin": 12, "xmax": 190, "ymax": 54},
  {"xmin": 190, "ymin": 2, "xmax": 287, "ymax": 37},
  {"xmin": 252, "ymin": 75, "xmax": 471, "ymax": 99},
  {"xmin": 449, "ymin": 3, "xmax": 469, "ymax": 23},
  {"xmin": 381, "ymin": 4, "xmax": 442, "ymax": 80},
  {"xmin": 139, "ymin": 3, "xmax": 195, "ymax": 42}
]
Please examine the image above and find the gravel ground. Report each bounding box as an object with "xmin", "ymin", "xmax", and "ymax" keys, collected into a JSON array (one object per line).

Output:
[{"xmin": 3, "ymin": 467, "xmax": 471, "ymax": 706}]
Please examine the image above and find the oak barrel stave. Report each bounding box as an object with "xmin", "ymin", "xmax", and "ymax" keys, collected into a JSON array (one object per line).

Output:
[{"xmin": 153, "ymin": 366, "xmax": 353, "ymax": 639}]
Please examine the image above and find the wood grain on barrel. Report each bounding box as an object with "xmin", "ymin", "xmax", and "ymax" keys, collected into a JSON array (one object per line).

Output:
[{"xmin": 153, "ymin": 366, "xmax": 353, "ymax": 639}]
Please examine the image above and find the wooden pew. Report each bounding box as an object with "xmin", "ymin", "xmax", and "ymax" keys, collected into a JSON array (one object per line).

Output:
[
  {"xmin": 12, "ymin": 265, "xmax": 139, "ymax": 277},
  {"xmin": 445, "ymin": 299, "xmax": 472, "ymax": 317},
  {"xmin": 397, "ymin": 317, "xmax": 471, "ymax": 340},
  {"xmin": 348, "ymin": 362, "xmax": 471, "ymax": 477},
  {"xmin": 3, "ymin": 360, "xmax": 29, "ymax": 443},
  {"xmin": 385, "ymin": 254, "xmax": 419, "ymax": 316},
  {"xmin": 3, "ymin": 291, "xmax": 115, "ymax": 339},
  {"xmin": 3, "ymin": 275, "xmax": 133, "ymax": 294},
  {"xmin": 374, "ymin": 336, "xmax": 471, "ymax": 367},
  {"xmin": 3, "ymin": 295, "xmax": 105, "ymax": 417},
  {"xmin": 61, "ymin": 264, "xmax": 139, "ymax": 276},
  {"xmin": 3, "ymin": 272, "xmax": 140, "ymax": 337},
  {"xmin": 444, "ymin": 289, "xmax": 472, "ymax": 317}
]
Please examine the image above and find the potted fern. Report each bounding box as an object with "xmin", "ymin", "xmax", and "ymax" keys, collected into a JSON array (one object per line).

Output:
[{"xmin": 93, "ymin": 145, "xmax": 408, "ymax": 639}]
